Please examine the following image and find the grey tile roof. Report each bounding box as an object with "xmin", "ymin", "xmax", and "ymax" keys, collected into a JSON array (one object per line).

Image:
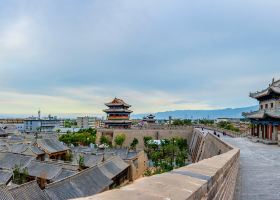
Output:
[
  {"xmin": 0, "ymin": 170, "xmax": 12, "ymax": 185},
  {"xmin": 29, "ymin": 146, "xmax": 45, "ymax": 155},
  {"xmin": 0, "ymin": 184, "xmax": 14, "ymax": 200},
  {"xmin": 98, "ymin": 156, "xmax": 129, "ymax": 179},
  {"xmin": 250, "ymin": 79, "xmax": 280, "ymax": 98},
  {"xmin": 51, "ymin": 169, "xmax": 77, "ymax": 182},
  {"xmin": 26, "ymin": 161, "xmax": 62, "ymax": 180},
  {"xmin": 0, "ymin": 128, "xmax": 8, "ymax": 137},
  {"xmin": 0, "ymin": 152, "xmax": 35, "ymax": 170},
  {"xmin": 9, "ymin": 144, "xmax": 29, "ymax": 154},
  {"xmin": 9, "ymin": 181, "xmax": 49, "ymax": 200},
  {"xmin": 45, "ymin": 166, "xmax": 113, "ymax": 200},
  {"xmin": 244, "ymin": 109, "xmax": 280, "ymax": 119},
  {"xmin": 83, "ymin": 154, "xmax": 103, "ymax": 167},
  {"xmin": 36, "ymin": 138, "xmax": 69, "ymax": 154}
]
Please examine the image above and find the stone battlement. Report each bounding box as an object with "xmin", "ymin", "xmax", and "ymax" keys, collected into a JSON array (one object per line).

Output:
[{"xmin": 75, "ymin": 129, "xmax": 240, "ymax": 200}]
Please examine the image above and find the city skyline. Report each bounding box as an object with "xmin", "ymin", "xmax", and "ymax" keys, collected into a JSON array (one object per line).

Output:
[{"xmin": 1, "ymin": 0, "xmax": 280, "ymax": 115}]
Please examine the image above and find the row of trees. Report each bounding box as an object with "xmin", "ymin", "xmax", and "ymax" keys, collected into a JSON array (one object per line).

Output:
[
  {"xmin": 59, "ymin": 128, "xmax": 96, "ymax": 146},
  {"xmin": 172, "ymin": 119, "xmax": 192, "ymax": 126},
  {"xmin": 99, "ymin": 134, "xmax": 139, "ymax": 150}
]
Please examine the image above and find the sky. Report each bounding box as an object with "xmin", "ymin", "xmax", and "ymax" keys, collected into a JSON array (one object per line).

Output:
[{"xmin": 0, "ymin": 0, "xmax": 280, "ymax": 117}]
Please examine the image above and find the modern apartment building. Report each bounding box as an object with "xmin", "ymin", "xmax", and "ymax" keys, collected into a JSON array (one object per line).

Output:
[
  {"xmin": 77, "ymin": 116, "xmax": 97, "ymax": 129},
  {"xmin": 24, "ymin": 116, "xmax": 60, "ymax": 133}
]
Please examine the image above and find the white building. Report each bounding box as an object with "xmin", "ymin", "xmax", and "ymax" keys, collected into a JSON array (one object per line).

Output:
[{"xmin": 77, "ymin": 116, "xmax": 97, "ymax": 129}]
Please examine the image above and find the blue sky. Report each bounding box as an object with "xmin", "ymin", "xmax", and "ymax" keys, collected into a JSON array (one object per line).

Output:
[{"xmin": 0, "ymin": 0, "xmax": 279, "ymax": 116}]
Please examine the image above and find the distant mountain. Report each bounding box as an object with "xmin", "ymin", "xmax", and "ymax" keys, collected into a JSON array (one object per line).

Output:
[{"xmin": 131, "ymin": 105, "xmax": 258, "ymax": 120}]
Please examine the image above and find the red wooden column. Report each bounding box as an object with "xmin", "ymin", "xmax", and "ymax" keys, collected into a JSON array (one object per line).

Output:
[
  {"xmin": 265, "ymin": 125, "xmax": 268, "ymax": 139},
  {"xmin": 269, "ymin": 125, "xmax": 273, "ymax": 140},
  {"xmin": 261, "ymin": 125, "xmax": 264, "ymax": 139},
  {"xmin": 257, "ymin": 124, "xmax": 260, "ymax": 137},
  {"xmin": 251, "ymin": 124, "xmax": 254, "ymax": 136}
]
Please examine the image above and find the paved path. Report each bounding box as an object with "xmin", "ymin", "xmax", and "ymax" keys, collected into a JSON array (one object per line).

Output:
[{"xmin": 223, "ymin": 137, "xmax": 280, "ymax": 200}]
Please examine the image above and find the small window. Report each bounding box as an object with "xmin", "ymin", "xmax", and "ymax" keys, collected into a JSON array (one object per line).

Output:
[
  {"xmin": 260, "ymin": 105, "xmax": 263, "ymax": 110},
  {"xmin": 271, "ymin": 103, "xmax": 274, "ymax": 108},
  {"xmin": 265, "ymin": 104, "xmax": 268, "ymax": 109}
]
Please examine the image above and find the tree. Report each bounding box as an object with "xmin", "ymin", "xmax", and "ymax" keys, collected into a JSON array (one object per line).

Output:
[
  {"xmin": 130, "ymin": 138, "xmax": 139, "ymax": 150},
  {"xmin": 12, "ymin": 165, "xmax": 29, "ymax": 184},
  {"xmin": 100, "ymin": 135, "xmax": 110, "ymax": 145},
  {"xmin": 56, "ymin": 129, "xmax": 61, "ymax": 134},
  {"xmin": 114, "ymin": 134, "xmax": 126, "ymax": 148},
  {"xmin": 65, "ymin": 151, "xmax": 73, "ymax": 162},
  {"xmin": 78, "ymin": 154, "xmax": 85, "ymax": 169},
  {"xmin": 143, "ymin": 136, "xmax": 153, "ymax": 148}
]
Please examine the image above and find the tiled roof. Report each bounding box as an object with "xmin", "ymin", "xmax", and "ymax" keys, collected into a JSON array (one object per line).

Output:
[
  {"xmin": 45, "ymin": 166, "xmax": 113, "ymax": 200},
  {"xmin": 9, "ymin": 144, "xmax": 29, "ymax": 154},
  {"xmin": 98, "ymin": 156, "xmax": 129, "ymax": 179},
  {"xmin": 36, "ymin": 138, "xmax": 69, "ymax": 154},
  {"xmin": 0, "ymin": 152, "xmax": 35, "ymax": 170},
  {"xmin": 105, "ymin": 98, "xmax": 131, "ymax": 107},
  {"xmin": 0, "ymin": 184, "xmax": 14, "ymax": 200},
  {"xmin": 244, "ymin": 109, "xmax": 280, "ymax": 119},
  {"xmin": 51, "ymin": 169, "xmax": 77, "ymax": 182},
  {"xmin": 9, "ymin": 181, "xmax": 49, "ymax": 200},
  {"xmin": 250, "ymin": 79, "xmax": 280, "ymax": 99},
  {"xmin": 0, "ymin": 170, "xmax": 12, "ymax": 185},
  {"xmin": 26, "ymin": 161, "xmax": 62, "ymax": 180},
  {"xmin": 104, "ymin": 120, "xmax": 132, "ymax": 124},
  {"xmin": 29, "ymin": 146, "xmax": 45, "ymax": 155},
  {"xmin": 83, "ymin": 154, "xmax": 104, "ymax": 167},
  {"xmin": 103, "ymin": 108, "xmax": 133, "ymax": 113},
  {"xmin": 0, "ymin": 128, "xmax": 8, "ymax": 136}
]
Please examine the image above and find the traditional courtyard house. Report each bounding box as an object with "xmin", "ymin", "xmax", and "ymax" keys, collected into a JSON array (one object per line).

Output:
[
  {"xmin": 0, "ymin": 152, "xmax": 35, "ymax": 171},
  {"xmin": 9, "ymin": 143, "xmax": 45, "ymax": 160},
  {"xmin": 103, "ymin": 98, "xmax": 133, "ymax": 129},
  {"xmin": 244, "ymin": 78, "xmax": 280, "ymax": 144},
  {"xmin": 44, "ymin": 165, "xmax": 113, "ymax": 200},
  {"xmin": 9, "ymin": 181, "xmax": 49, "ymax": 200},
  {"xmin": 25, "ymin": 160, "xmax": 62, "ymax": 188},
  {"xmin": 0, "ymin": 127, "xmax": 8, "ymax": 137},
  {"xmin": 98, "ymin": 156, "xmax": 130, "ymax": 188},
  {"xmin": 35, "ymin": 138, "xmax": 69, "ymax": 160}
]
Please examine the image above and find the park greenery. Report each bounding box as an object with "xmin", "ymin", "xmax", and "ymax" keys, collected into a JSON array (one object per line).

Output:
[
  {"xmin": 143, "ymin": 137, "xmax": 188, "ymax": 176},
  {"xmin": 59, "ymin": 128, "xmax": 96, "ymax": 146},
  {"xmin": 172, "ymin": 119, "xmax": 192, "ymax": 126},
  {"xmin": 217, "ymin": 121, "xmax": 240, "ymax": 132}
]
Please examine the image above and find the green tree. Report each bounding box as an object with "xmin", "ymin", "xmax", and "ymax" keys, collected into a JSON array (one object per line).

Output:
[
  {"xmin": 114, "ymin": 134, "xmax": 126, "ymax": 148},
  {"xmin": 130, "ymin": 138, "xmax": 139, "ymax": 150},
  {"xmin": 143, "ymin": 136, "xmax": 153, "ymax": 148},
  {"xmin": 78, "ymin": 154, "xmax": 85, "ymax": 169},
  {"xmin": 100, "ymin": 135, "xmax": 110, "ymax": 145}
]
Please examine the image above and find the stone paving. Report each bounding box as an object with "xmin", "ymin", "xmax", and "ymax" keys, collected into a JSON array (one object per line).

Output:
[
  {"xmin": 198, "ymin": 128, "xmax": 280, "ymax": 200},
  {"xmin": 223, "ymin": 136, "xmax": 280, "ymax": 200}
]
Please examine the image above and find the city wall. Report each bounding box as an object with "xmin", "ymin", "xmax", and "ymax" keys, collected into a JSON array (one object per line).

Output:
[
  {"xmin": 96, "ymin": 127, "xmax": 194, "ymax": 149},
  {"xmin": 77, "ymin": 128, "xmax": 240, "ymax": 200}
]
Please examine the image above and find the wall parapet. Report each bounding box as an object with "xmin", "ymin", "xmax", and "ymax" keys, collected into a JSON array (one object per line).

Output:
[{"xmin": 75, "ymin": 129, "xmax": 240, "ymax": 200}]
